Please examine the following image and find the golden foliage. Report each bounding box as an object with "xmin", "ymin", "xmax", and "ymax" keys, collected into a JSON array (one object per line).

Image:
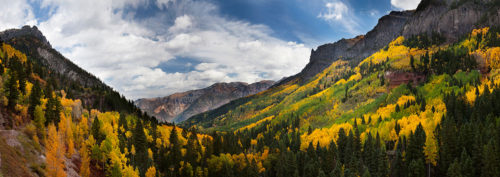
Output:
[
  {"xmin": 80, "ymin": 143, "xmax": 91, "ymax": 177},
  {"xmin": 145, "ymin": 166, "xmax": 156, "ymax": 177},
  {"xmin": 45, "ymin": 124, "xmax": 66, "ymax": 177},
  {"xmin": 1, "ymin": 43, "xmax": 27, "ymax": 62},
  {"xmin": 301, "ymin": 123, "xmax": 353, "ymax": 149}
]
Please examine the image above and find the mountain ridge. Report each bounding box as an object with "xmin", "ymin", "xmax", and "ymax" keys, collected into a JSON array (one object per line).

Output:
[
  {"xmin": 135, "ymin": 80, "xmax": 274, "ymax": 123},
  {"xmin": 276, "ymin": 0, "xmax": 500, "ymax": 87},
  {"xmin": 182, "ymin": 0, "xmax": 500, "ymax": 130}
]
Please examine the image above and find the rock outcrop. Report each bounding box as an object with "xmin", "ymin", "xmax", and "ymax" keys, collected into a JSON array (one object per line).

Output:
[
  {"xmin": 276, "ymin": 11, "xmax": 413, "ymax": 85},
  {"xmin": 402, "ymin": 0, "xmax": 500, "ymax": 40},
  {"xmin": 0, "ymin": 26, "xmax": 50, "ymax": 47},
  {"xmin": 278, "ymin": 0, "xmax": 500, "ymax": 86},
  {"xmin": 135, "ymin": 80, "xmax": 275, "ymax": 123}
]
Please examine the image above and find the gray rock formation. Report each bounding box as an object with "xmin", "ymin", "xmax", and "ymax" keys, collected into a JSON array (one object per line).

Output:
[
  {"xmin": 402, "ymin": 0, "xmax": 500, "ymax": 40},
  {"xmin": 277, "ymin": 0, "xmax": 500, "ymax": 86},
  {"xmin": 277, "ymin": 11, "xmax": 413, "ymax": 85},
  {"xmin": 0, "ymin": 26, "xmax": 50, "ymax": 47},
  {"xmin": 135, "ymin": 80, "xmax": 275, "ymax": 123}
]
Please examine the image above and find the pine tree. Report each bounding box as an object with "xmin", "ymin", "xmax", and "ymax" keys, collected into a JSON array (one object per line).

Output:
[
  {"xmin": 406, "ymin": 123, "xmax": 426, "ymax": 164},
  {"xmin": 91, "ymin": 116, "xmax": 103, "ymax": 144},
  {"xmin": 481, "ymin": 140, "xmax": 499, "ymax": 177},
  {"xmin": 391, "ymin": 150, "xmax": 406, "ymax": 177},
  {"xmin": 447, "ymin": 159, "xmax": 462, "ymax": 177},
  {"xmin": 5, "ymin": 72, "xmax": 19, "ymax": 110},
  {"xmin": 28, "ymin": 81, "xmax": 42, "ymax": 118},
  {"xmin": 408, "ymin": 159, "xmax": 425, "ymax": 177},
  {"xmin": 410, "ymin": 55, "xmax": 416, "ymax": 72},
  {"xmin": 133, "ymin": 119, "xmax": 148, "ymax": 176},
  {"xmin": 395, "ymin": 121, "xmax": 401, "ymax": 135}
]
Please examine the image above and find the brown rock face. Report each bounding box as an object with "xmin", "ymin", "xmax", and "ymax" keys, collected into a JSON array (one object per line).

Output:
[
  {"xmin": 135, "ymin": 80, "xmax": 275, "ymax": 123},
  {"xmin": 385, "ymin": 71, "xmax": 426, "ymax": 88}
]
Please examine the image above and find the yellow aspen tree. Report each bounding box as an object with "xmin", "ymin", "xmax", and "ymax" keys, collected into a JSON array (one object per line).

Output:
[
  {"xmin": 80, "ymin": 143, "xmax": 91, "ymax": 177},
  {"xmin": 68, "ymin": 137, "xmax": 75, "ymax": 157},
  {"xmin": 148, "ymin": 148, "xmax": 153, "ymax": 160},
  {"xmin": 424, "ymin": 133, "xmax": 438, "ymax": 166},
  {"xmin": 46, "ymin": 124, "xmax": 66, "ymax": 177},
  {"xmin": 145, "ymin": 166, "xmax": 156, "ymax": 177},
  {"xmin": 58, "ymin": 112, "xmax": 75, "ymax": 157}
]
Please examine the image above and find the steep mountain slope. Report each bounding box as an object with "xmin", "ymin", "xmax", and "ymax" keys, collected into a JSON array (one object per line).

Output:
[
  {"xmin": 0, "ymin": 28, "xmax": 155, "ymax": 176},
  {"xmin": 182, "ymin": 24, "xmax": 500, "ymax": 176},
  {"xmin": 277, "ymin": 0, "xmax": 500, "ymax": 86},
  {"xmin": 283, "ymin": 11, "xmax": 413, "ymax": 84},
  {"xmin": 135, "ymin": 80, "xmax": 274, "ymax": 123},
  {"xmin": 0, "ymin": 26, "xmax": 140, "ymax": 114},
  {"xmin": 183, "ymin": 0, "xmax": 500, "ymax": 130},
  {"xmin": 1, "ymin": 0, "xmax": 500, "ymax": 176}
]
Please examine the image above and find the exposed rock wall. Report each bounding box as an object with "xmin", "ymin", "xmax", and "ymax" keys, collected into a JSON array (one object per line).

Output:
[
  {"xmin": 135, "ymin": 80, "xmax": 275, "ymax": 123},
  {"xmin": 278, "ymin": 0, "xmax": 500, "ymax": 86},
  {"xmin": 277, "ymin": 11, "xmax": 413, "ymax": 85},
  {"xmin": 0, "ymin": 26, "xmax": 50, "ymax": 47}
]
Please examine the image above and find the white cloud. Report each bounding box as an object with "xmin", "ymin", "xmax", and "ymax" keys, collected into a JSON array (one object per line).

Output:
[
  {"xmin": 318, "ymin": 2, "xmax": 348, "ymax": 21},
  {"xmin": 168, "ymin": 15, "xmax": 193, "ymax": 33},
  {"xmin": 317, "ymin": 0, "xmax": 359, "ymax": 34},
  {"xmin": 0, "ymin": 0, "xmax": 37, "ymax": 30},
  {"xmin": 1, "ymin": 0, "xmax": 311, "ymax": 99},
  {"xmin": 391, "ymin": 0, "xmax": 421, "ymax": 10}
]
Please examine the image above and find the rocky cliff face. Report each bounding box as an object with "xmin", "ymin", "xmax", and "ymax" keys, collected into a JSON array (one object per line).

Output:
[
  {"xmin": 0, "ymin": 26, "xmax": 50, "ymax": 47},
  {"xmin": 278, "ymin": 0, "xmax": 500, "ymax": 86},
  {"xmin": 135, "ymin": 80, "xmax": 275, "ymax": 123},
  {"xmin": 276, "ymin": 11, "xmax": 413, "ymax": 85},
  {"xmin": 402, "ymin": 0, "xmax": 500, "ymax": 40}
]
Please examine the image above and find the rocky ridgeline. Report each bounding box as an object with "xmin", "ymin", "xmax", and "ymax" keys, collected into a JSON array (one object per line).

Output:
[
  {"xmin": 278, "ymin": 0, "xmax": 500, "ymax": 85},
  {"xmin": 135, "ymin": 80, "xmax": 275, "ymax": 123},
  {"xmin": 0, "ymin": 26, "xmax": 50, "ymax": 47},
  {"xmin": 0, "ymin": 25, "xmax": 106, "ymax": 88}
]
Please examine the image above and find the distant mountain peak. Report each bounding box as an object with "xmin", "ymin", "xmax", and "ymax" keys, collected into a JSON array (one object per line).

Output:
[{"xmin": 135, "ymin": 80, "xmax": 275, "ymax": 123}]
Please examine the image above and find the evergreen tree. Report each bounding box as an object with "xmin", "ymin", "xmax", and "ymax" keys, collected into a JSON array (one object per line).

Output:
[
  {"xmin": 5, "ymin": 72, "xmax": 19, "ymax": 110},
  {"xmin": 410, "ymin": 55, "xmax": 416, "ymax": 72},
  {"xmin": 406, "ymin": 123, "xmax": 426, "ymax": 164},
  {"xmin": 169, "ymin": 126, "xmax": 182, "ymax": 176},
  {"xmin": 91, "ymin": 116, "xmax": 103, "ymax": 144},
  {"xmin": 390, "ymin": 150, "xmax": 406, "ymax": 177},
  {"xmin": 481, "ymin": 140, "xmax": 499, "ymax": 177},
  {"xmin": 133, "ymin": 119, "xmax": 148, "ymax": 176},
  {"xmin": 28, "ymin": 81, "xmax": 42, "ymax": 118},
  {"xmin": 407, "ymin": 159, "xmax": 424, "ymax": 177}
]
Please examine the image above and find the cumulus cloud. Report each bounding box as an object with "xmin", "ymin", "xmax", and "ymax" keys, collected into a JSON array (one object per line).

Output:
[
  {"xmin": 317, "ymin": 0, "xmax": 359, "ymax": 34},
  {"xmin": 391, "ymin": 0, "xmax": 422, "ymax": 10},
  {"xmin": 0, "ymin": 0, "xmax": 311, "ymax": 99},
  {"xmin": 0, "ymin": 0, "xmax": 37, "ymax": 30}
]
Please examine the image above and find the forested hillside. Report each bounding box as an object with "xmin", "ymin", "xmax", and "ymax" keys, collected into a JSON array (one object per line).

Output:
[
  {"xmin": 177, "ymin": 27, "xmax": 500, "ymax": 177},
  {"xmin": 0, "ymin": 1, "xmax": 499, "ymax": 177}
]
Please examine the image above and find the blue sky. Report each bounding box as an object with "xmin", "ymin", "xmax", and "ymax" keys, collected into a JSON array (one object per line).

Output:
[{"xmin": 0, "ymin": 0, "xmax": 421, "ymax": 99}]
